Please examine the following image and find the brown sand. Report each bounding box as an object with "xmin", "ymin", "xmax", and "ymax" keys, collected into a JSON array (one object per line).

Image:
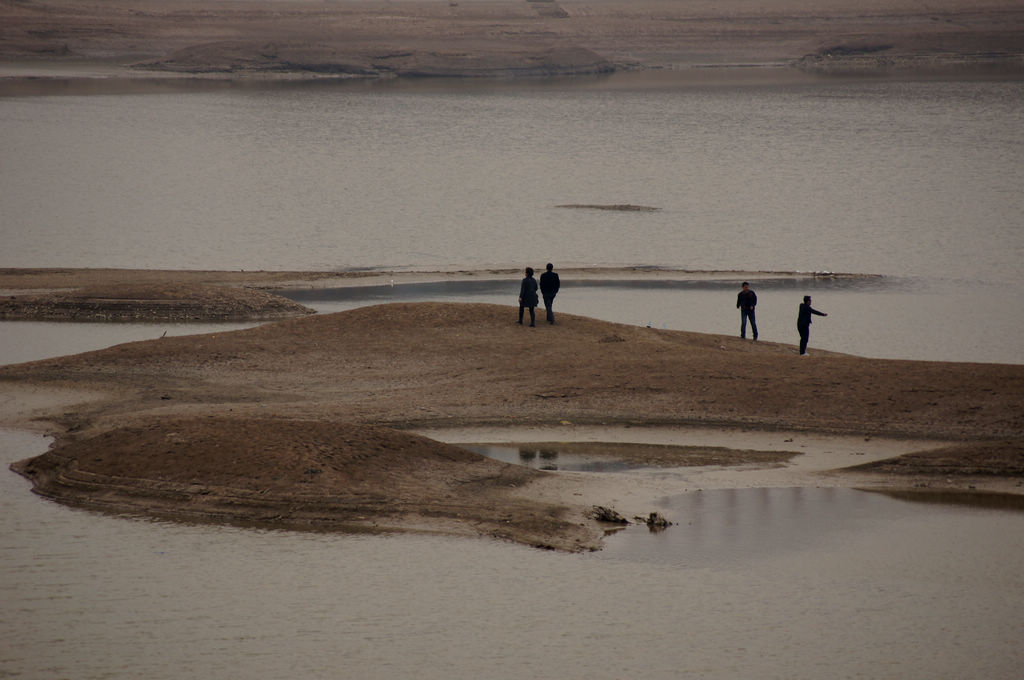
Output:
[
  {"xmin": 0, "ymin": 282, "xmax": 316, "ymax": 322},
  {"xmin": 2, "ymin": 1, "xmax": 1022, "ymax": 79},
  {"xmin": 2, "ymin": 269, "xmax": 1022, "ymax": 550},
  {"xmin": 2, "ymin": 0, "xmax": 1022, "ymax": 548}
]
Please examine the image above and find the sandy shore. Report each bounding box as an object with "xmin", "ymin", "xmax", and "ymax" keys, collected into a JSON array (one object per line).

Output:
[
  {"xmin": 2, "ymin": 268, "xmax": 1022, "ymax": 550},
  {"xmin": 2, "ymin": 1, "xmax": 1022, "ymax": 81}
]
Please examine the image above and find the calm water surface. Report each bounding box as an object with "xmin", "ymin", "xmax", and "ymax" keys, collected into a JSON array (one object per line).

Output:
[
  {"xmin": 3, "ymin": 73, "xmax": 1020, "ymax": 362},
  {"xmin": 2, "ymin": 74, "xmax": 1024, "ymax": 678},
  {"xmin": 1, "ymin": 74, "xmax": 1021, "ymax": 281},
  {"xmin": 2, "ymin": 429, "xmax": 1023, "ymax": 679}
]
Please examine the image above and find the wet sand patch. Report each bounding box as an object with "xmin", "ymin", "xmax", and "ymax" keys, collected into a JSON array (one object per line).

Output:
[
  {"xmin": 10, "ymin": 417, "xmax": 603, "ymax": 551},
  {"xmin": 419, "ymin": 425, "xmax": 978, "ymax": 521}
]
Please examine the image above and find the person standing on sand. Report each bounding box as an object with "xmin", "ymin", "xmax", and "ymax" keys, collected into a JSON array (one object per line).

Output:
[
  {"xmin": 797, "ymin": 295, "xmax": 827, "ymax": 355},
  {"xmin": 736, "ymin": 281, "xmax": 758, "ymax": 340},
  {"xmin": 518, "ymin": 267, "xmax": 539, "ymax": 327},
  {"xmin": 539, "ymin": 263, "xmax": 560, "ymax": 324}
]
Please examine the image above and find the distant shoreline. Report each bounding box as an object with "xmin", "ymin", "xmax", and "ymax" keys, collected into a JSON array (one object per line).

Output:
[
  {"xmin": 2, "ymin": 1, "xmax": 1021, "ymax": 82},
  {"xmin": 0, "ymin": 266, "xmax": 876, "ymax": 290}
]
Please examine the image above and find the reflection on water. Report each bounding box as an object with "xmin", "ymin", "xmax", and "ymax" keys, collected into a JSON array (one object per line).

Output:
[
  {"xmin": 598, "ymin": 487, "xmax": 966, "ymax": 568},
  {"xmin": 465, "ymin": 443, "xmax": 645, "ymax": 472},
  {"xmin": 2, "ymin": 430, "xmax": 1023, "ymax": 679}
]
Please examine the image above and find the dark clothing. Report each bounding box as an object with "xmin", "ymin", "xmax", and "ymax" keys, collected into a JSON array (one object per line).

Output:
[
  {"xmin": 539, "ymin": 271, "xmax": 560, "ymax": 298},
  {"xmin": 740, "ymin": 308, "xmax": 758, "ymax": 340},
  {"xmin": 540, "ymin": 270, "xmax": 560, "ymax": 324},
  {"xmin": 519, "ymin": 304, "xmax": 536, "ymax": 326},
  {"xmin": 798, "ymin": 325, "xmax": 810, "ymax": 355},
  {"xmin": 542, "ymin": 295, "xmax": 556, "ymax": 323},
  {"xmin": 797, "ymin": 302, "xmax": 825, "ymax": 327},
  {"xmin": 519, "ymin": 276, "xmax": 538, "ymax": 307},
  {"xmin": 797, "ymin": 302, "xmax": 826, "ymax": 354},
  {"xmin": 736, "ymin": 289, "xmax": 757, "ymax": 311},
  {"xmin": 737, "ymin": 288, "xmax": 758, "ymax": 339},
  {"xmin": 519, "ymin": 275, "xmax": 538, "ymax": 326}
]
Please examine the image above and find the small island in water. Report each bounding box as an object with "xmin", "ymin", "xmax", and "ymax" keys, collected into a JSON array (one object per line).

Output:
[{"xmin": 2, "ymin": 269, "xmax": 1021, "ymax": 551}]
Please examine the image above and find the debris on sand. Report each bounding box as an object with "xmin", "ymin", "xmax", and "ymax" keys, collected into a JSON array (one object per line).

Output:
[
  {"xmin": 640, "ymin": 512, "xmax": 672, "ymax": 530},
  {"xmin": 588, "ymin": 505, "xmax": 629, "ymax": 523}
]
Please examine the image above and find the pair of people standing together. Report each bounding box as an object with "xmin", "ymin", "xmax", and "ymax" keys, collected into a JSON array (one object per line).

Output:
[
  {"xmin": 738, "ymin": 282, "xmax": 828, "ymax": 355},
  {"xmin": 518, "ymin": 263, "xmax": 560, "ymax": 327}
]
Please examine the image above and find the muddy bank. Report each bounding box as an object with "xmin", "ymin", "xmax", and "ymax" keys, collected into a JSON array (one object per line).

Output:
[
  {"xmin": 0, "ymin": 282, "xmax": 315, "ymax": 322},
  {"xmin": 144, "ymin": 43, "xmax": 614, "ymax": 79},
  {"xmin": 2, "ymin": 1, "xmax": 1022, "ymax": 80},
  {"xmin": 0, "ymin": 268, "xmax": 346, "ymax": 322},
  {"xmin": 0, "ymin": 268, "xmax": 364, "ymax": 291},
  {"xmin": 11, "ymin": 418, "xmax": 600, "ymax": 551},
  {"xmin": 851, "ymin": 441, "xmax": 1024, "ymax": 477}
]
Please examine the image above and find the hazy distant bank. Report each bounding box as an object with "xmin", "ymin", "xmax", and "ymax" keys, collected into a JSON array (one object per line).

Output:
[{"xmin": 2, "ymin": 0, "xmax": 1022, "ymax": 81}]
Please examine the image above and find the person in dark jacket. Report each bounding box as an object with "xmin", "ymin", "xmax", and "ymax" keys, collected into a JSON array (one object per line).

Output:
[
  {"xmin": 518, "ymin": 267, "xmax": 539, "ymax": 327},
  {"xmin": 736, "ymin": 281, "xmax": 758, "ymax": 340},
  {"xmin": 797, "ymin": 295, "xmax": 827, "ymax": 355},
  {"xmin": 539, "ymin": 263, "xmax": 560, "ymax": 324}
]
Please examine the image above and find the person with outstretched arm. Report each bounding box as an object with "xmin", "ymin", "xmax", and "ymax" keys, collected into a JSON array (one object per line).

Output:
[{"xmin": 797, "ymin": 295, "xmax": 827, "ymax": 355}]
